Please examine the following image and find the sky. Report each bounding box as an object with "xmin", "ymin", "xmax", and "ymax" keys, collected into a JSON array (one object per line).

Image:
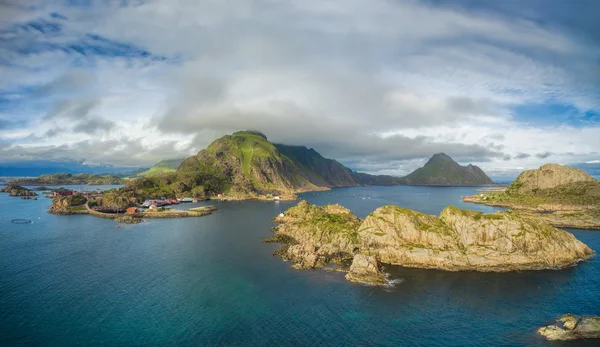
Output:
[{"xmin": 1, "ymin": 0, "xmax": 599, "ymax": 179}]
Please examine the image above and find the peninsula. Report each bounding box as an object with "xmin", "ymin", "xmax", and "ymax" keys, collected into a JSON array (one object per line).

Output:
[
  {"xmin": 268, "ymin": 201, "xmax": 593, "ymax": 285},
  {"xmin": 463, "ymin": 164, "xmax": 600, "ymax": 228}
]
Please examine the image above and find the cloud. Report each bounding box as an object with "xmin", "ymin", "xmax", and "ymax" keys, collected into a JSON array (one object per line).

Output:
[
  {"xmin": 0, "ymin": 0, "xmax": 598, "ymax": 175},
  {"xmin": 535, "ymin": 152, "xmax": 554, "ymax": 159},
  {"xmin": 73, "ymin": 118, "xmax": 116, "ymax": 134}
]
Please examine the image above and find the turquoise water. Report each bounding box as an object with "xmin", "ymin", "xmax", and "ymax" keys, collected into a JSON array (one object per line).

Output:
[{"xmin": 0, "ymin": 185, "xmax": 598, "ymax": 346}]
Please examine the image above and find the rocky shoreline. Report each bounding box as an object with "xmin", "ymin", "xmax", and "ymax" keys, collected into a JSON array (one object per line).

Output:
[
  {"xmin": 267, "ymin": 201, "xmax": 594, "ymax": 285},
  {"xmin": 463, "ymin": 196, "xmax": 600, "ymax": 229},
  {"xmin": 538, "ymin": 315, "xmax": 600, "ymax": 340}
]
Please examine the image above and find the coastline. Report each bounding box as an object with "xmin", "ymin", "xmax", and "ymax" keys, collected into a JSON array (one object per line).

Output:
[
  {"xmin": 50, "ymin": 205, "xmax": 217, "ymax": 220},
  {"xmin": 462, "ymin": 196, "xmax": 600, "ymax": 229}
]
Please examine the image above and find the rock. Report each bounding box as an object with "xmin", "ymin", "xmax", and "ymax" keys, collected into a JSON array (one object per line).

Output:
[
  {"xmin": 507, "ymin": 163, "xmax": 597, "ymax": 194},
  {"xmin": 358, "ymin": 205, "xmax": 593, "ymax": 271},
  {"xmin": 345, "ymin": 254, "xmax": 387, "ymax": 285},
  {"xmin": 538, "ymin": 315, "xmax": 600, "ymax": 340},
  {"xmin": 268, "ymin": 201, "xmax": 594, "ymax": 284},
  {"xmin": 0, "ymin": 185, "xmax": 38, "ymax": 197},
  {"xmin": 115, "ymin": 215, "xmax": 142, "ymax": 224},
  {"xmin": 269, "ymin": 200, "xmax": 361, "ymax": 270},
  {"xmin": 463, "ymin": 164, "xmax": 600, "ymax": 229}
]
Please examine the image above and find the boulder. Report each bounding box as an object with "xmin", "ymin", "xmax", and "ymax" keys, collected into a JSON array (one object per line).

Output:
[
  {"xmin": 345, "ymin": 254, "xmax": 387, "ymax": 285},
  {"xmin": 538, "ymin": 315, "xmax": 600, "ymax": 340}
]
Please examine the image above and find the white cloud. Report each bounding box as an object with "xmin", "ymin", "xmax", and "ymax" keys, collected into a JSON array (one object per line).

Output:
[{"xmin": 0, "ymin": 0, "xmax": 598, "ymax": 174}]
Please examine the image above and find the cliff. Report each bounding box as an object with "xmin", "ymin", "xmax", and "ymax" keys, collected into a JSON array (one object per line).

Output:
[
  {"xmin": 358, "ymin": 205, "xmax": 592, "ymax": 271},
  {"xmin": 399, "ymin": 153, "xmax": 494, "ymax": 186},
  {"xmin": 268, "ymin": 201, "xmax": 593, "ymax": 284}
]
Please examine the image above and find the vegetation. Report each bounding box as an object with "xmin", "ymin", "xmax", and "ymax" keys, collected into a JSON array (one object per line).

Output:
[
  {"xmin": 0, "ymin": 185, "xmax": 38, "ymax": 197},
  {"xmin": 92, "ymin": 131, "xmax": 496, "ymax": 206},
  {"xmin": 8, "ymin": 173, "xmax": 124, "ymax": 185},
  {"xmin": 137, "ymin": 159, "xmax": 184, "ymax": 177}
]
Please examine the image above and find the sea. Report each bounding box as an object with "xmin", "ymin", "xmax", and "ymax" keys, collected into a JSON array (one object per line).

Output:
[{"xmin": 0, "ymin": 185, "xmax": 598, "ymax": 346}]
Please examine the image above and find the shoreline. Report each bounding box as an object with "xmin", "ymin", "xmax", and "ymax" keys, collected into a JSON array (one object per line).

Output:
[
  {"xmin": 50, "ymin": 205, "xmax": 217, "ymax": 220},
  {"xmin": 462, "ymin": 196, "xmax": 600, "ymax": 229}
]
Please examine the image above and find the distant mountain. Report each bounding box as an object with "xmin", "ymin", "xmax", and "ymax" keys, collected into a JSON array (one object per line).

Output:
[
  {"xmin": 8, "ymin": 173, "xmax": 125, "ymax": 186},
  {"xmin": 399, "ymin": 153, "xmax": 494, "ymax": 186},
  {"xmin": 0, "ymin": 160, "xmax": 146, "ymax": 177},
  {"xmin": 137, "ymin": 159, "xmax": 185, "ymax": 177}
]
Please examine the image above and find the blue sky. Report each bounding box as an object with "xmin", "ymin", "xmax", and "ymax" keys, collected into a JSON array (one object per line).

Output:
[{"xmin": 0, "ymin": 0, "xmax": 599, "ymax": 178}]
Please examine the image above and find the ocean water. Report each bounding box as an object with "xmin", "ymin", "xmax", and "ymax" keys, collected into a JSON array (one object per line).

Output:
[{"xmin": 0, "ymin": 185, "xmax": 598, "ymax": 346}]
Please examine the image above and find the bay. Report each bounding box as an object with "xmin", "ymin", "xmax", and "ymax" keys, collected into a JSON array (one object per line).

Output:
[{"xmin": 0, "ymin": 185, "xmax": 598, "ymax": 346}]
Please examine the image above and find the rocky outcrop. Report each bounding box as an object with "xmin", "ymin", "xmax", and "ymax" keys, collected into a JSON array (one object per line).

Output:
[
  {"xmin": 507, "ymin": 164, "xmax": 596, "ymax": 194},
  {"xmin": 49, "ymin": 195, "xmax": 88, "ymax": 214},
  {"xmin": 345, "ymin": 254, "xmax": 387, "ymax": 285},
  {"xmin": 268, "ymin": 201, "xmax": 594, "ymax": 284},
  {"xmin": 115, "ymin": 215, "xmax": 142, "ymax": 224},
  {"xmin": 0, "ymin": 185, "xmax": 38, "ymax": 197},
  {"xmin": 359, "ymin": 205, "xmax": 593, "ymax": 271},
  {"xmin": 271, "ymin": 201, "xmax": 361, "ymax": 269},
  {"xmin": 538, "ymin": 315, "xmax": 600, "ymax": 340}
]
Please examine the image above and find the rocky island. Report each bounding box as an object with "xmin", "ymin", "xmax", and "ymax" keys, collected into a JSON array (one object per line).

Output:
[
  {"xmin": 0, "ymin": 184, "xmax": 38, "ymax": 197},
  {"xmin": 538, "ymin": 314, "xmax": 600, "ymax": 340},
  {"xmin": 463, "ymin": 164, "xmax": 600, "ymax": 228},
  {"xmin": 268, "ymin": 201, "xmax": 593, "ymax": 285}
]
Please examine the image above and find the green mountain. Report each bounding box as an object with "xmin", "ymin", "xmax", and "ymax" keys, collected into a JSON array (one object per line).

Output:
[
  {"xmin": 108, "ymin": 133, "xmax": 495, "ymax": 204},
  {"xmin": 137, "ymin": 159, "xmax": 185, "ymax": 177},
  {"xmin": 399, "ymin": 153, "xmax": 494, "ymax": 186},
  {"xmin": 116, "ymin": 130, "xmax": 402, "ymax": 201}
]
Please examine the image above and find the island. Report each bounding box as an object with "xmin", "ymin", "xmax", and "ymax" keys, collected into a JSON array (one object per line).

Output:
[
  {"xmin": 8, "ymin": 173, "xmax": 125, "ymax": 186},
  {"xmin": 463, "ymin": 164, "xmax": 600, "ymax": 229},
  {"xmin": 267, "ymin": 201, "xmax": 593, "ymax": 285},
  {"xmin": 396, "ymin": 152, "xmax": 495, "ymax": 186},
  {"xmin": 538, "ymin": 315, "xmax": 600, "ymax": 341},
  {"xmin": 49, "ymin": 192, "xmax": 217, "ymax": 223},
  {"xmin": 0, "ymin": 184, "xmax": 38, "ymax": 197}
]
